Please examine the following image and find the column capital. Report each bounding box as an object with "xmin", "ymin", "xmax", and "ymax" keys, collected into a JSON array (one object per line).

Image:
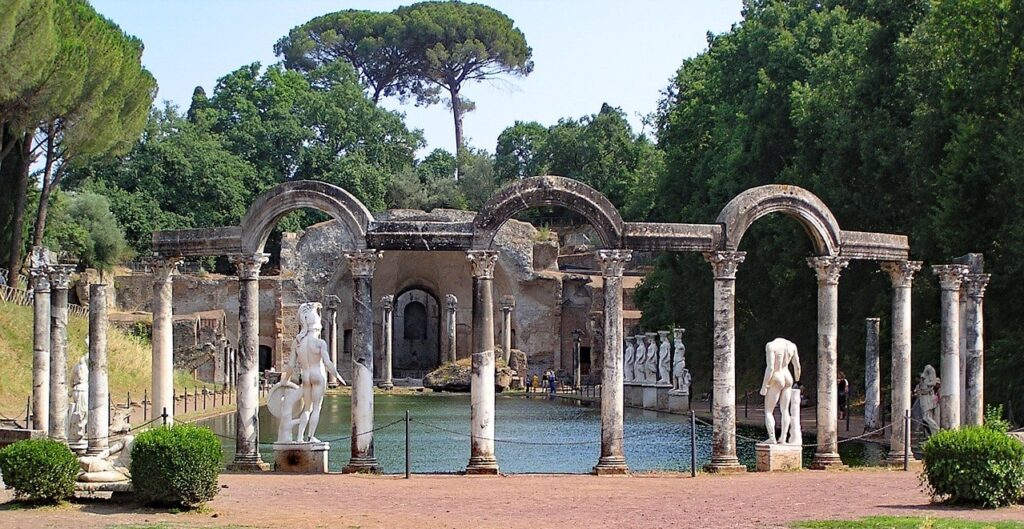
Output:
[
  {"xmin": 47, "ymin": 264, "xmax": 76, "ymax": 290},
  {"xmin": 466, "ymin": 250, "xmax": 499, "ymax": 279},
  {"xmin": 325, "ymin": 294, "xmax": 341, "ymax": 310},
  {"xmin": 963, "ymin": 273, "xmax": 991, "ymax": 301},
  {"xmin": 703, "ymin": 251, "xmax": 746, "ymax": 280},
  {"xmin": 596, "ymin": 249, "xmax": 632, "ymax": 278},
  {"xmin": 932, "ymin": 264, "xmax": 968, "ymax": 291},
  {"xmin": 446, "ymin": 294, "xmax": 458, "ymax": 310},
  {"xmin": 230, "ymin": 253, "xmax": 268, "ymax": 281},
  {"xmin": 150, "ymin": 254, "xmax": 184, "ymax": 283},
  {"xmin": 381, "ymin": 294, "xmax": 394, "ymax": 311},
  {"xmin": 880, "ymin": 260, "xmax": 923, "ymax": 288},
  {"xmin": 806, "ymin": 255, "xmax": 850, "ymax": 285},
  {"xmin": 345, "ymin": 250, "xmax": 382, "ymax": 279},
  {"xmin": 500, "ymin": 295, "xmax": 515, "ymax": 312},
  {"xmin": 29, "ymin": 266, "xmax": 50, "ymax": 292}
]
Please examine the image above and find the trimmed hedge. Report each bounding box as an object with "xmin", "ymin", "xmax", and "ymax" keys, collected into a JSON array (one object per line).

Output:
[
  {"xmin": 0, "ymin": 438, "xmax": 79, "ymax": 502},
  {"xmin": 130, "ymin": 425, "xmax": 222, "ymax": 508},
  {"xmin": 921, "ymin": 425, "xmax": 1024, "ymax": 508}
]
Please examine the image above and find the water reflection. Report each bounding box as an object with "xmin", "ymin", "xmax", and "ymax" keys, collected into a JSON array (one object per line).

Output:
[{"xmin": 200, "ymin": 393, "xmax": 880, "ymax": 473}]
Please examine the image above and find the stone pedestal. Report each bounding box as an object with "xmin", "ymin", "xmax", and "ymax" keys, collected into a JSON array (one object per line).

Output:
[
  {"xmin": 755, "ymin": 443, "xmax": 802, "ymax": 472},
  {"xmin": 273, "ymin": 442, "xmax": 330, "ymax": 473},
  {"xmin": 656, "ymin": 384, "xmax": 672, "ymax": 409},
  {"xmin": 642, "ymin": 385, "xmax": 658, "ymax": 409},
  {"xmin": 625, "ymin": 383, "xmax": 642, "ymax": 407},
  {"xmin": 668, "ymin": 392, "xmax": 690, "ymax": 413}
]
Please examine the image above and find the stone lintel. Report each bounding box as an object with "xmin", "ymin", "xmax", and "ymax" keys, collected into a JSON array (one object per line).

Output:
[
  {"xmin": 153, "ymin": 226, "xmax": 242, "ymax": 256},
  {"xmin": 623, "ymin": 222, "xmax": 721, "ymax": 252},
  {"xmin": 840, "ymin": 230, "xmax": 910, "ymax": 261}
]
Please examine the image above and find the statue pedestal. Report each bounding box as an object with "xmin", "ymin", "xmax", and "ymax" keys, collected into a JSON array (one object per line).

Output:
[
  {"xmin": 273, "ymin": 442, "xmax": 330, "ymax": 473},
  {"xmin": 655, "ymin": 384, "xmax": 672, "ymax": 409},
  {"xmin": 668, "ymin": 391, "xmax": 690, "ymax": 412},
  {"xmin": 642, "ymin": 384, "xmax": 658, "ymax": 409},
  {"xmin": 755, "ymin": 443, "xmax": 802, "ymax": 472},
  {"xmin": 624, "ymin": 383, "xmax": 642, "ymax": 407}
]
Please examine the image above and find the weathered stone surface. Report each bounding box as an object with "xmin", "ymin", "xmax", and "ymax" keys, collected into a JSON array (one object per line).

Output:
[
  {"xmin": 0, "ymin": 428, "xmax": 44, "ymax": 450},
  {"xmin": 508, "ymin": 349, "xmax": 528, "ymax": 375},
  {"xmin": 423, "ymin": 360, "xmax": 513, "ymax": 393},
  {"xmin": 864, "ymin": 318, "xmax": 881, "ymax": 432},
  {"xmin": 756, "ymin": 443, "xmax": 802, "ymax": 472},
  {"xmin": 273, "ymin": 442, "xmax": 329, "ymax": 473}
]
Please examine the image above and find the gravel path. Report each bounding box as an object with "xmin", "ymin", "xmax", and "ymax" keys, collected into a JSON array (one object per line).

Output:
[{"xmin": 2, "ymin": 470, "xmax": 1021, "ymax": 529}]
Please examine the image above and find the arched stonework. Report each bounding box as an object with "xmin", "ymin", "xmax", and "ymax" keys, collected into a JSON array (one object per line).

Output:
[
  {"xmin": 716, "ymin": 184, "xmax": 842, "ymax": 256},
  {"xmin": 472, "ymin": 175, "xmax": 624, "ymax": 249},
  {"xmin": 240, "ymin": 180, "xmax": 373, "ymax": 253}
]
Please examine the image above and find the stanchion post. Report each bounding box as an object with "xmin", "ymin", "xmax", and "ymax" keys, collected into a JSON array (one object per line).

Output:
[
  {"xmin": 143, "ymin": 389, "xmax": 149, "ymax": 422},
  {"xmin": 405, "ymin": 410, "xmax": 411, "ymax": 479},
  {"xmin": 25, "ymin": 396, "xmax": 31, "ymax": 427},
  {"xmin": 161, "ymin": 407, "xmax": 168, "ymax": 426},
  {"xmin": 690, "ymin": 410, "xmax": 697, "ymax": 478},
  {"xmin": 846, "ymin": 393, "xmax": 851, "ymax": 432},
  {"xmin": 903, "ymin": 409, "xmax": 911, "ymax": 471},
  {"xmin": 744, "ymin": 390, "xmax": 749, "ymax": 418}
]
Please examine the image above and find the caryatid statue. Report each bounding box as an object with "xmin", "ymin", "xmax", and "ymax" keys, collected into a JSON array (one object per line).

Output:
[
  {"xmin": 633, "ymin": 335, "xmax": 647, "ymax": 382},
  {"xmin": 644, "ymin": 332, "xmax": 659, "ymax": 383},
  {"xmin": 759, "ymin": 338, "xmax": 802, "ymax": 444},
  {"xmin": 623, "ymin": 336, "xmax": 636, "ymax": 383},
  {"xmin": 269, "ymin": 302, "xmax": 347, "ymax": 443},
  {"xmin": 670, "ymin": 328, "xmax": 689, "ymax": 394},
  {"xmin": 657, "ymin": 330, "xmax": 671, "ymax": 384}
]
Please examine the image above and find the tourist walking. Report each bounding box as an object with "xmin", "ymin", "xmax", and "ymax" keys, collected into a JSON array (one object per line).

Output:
[{"xmin": 837, "ymin": 371, "xmax": 849, "ymax": 420}]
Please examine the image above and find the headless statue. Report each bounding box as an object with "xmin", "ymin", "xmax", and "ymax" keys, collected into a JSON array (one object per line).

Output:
[
  {"xmin": 759, "ymin": 338, "xmax": 802, "ymax": 444},
  {"xmin": 915, "ymin": 364, "xmax": 940, "ymax": 437},
  {"xmin": 269, "ymin": 302, "xmax": 346, "ymax": 443},
  {"xmin": 68, "ymin": 355, "xmax": 89, "ymax": 447}
]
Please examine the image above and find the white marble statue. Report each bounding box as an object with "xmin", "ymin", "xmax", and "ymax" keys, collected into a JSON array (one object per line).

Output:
[
  {"xmin": 644, "ymin": 333, "xmax": 659, "ymax": 383},
  {"xmin": 631, "ymin": 335, "xmax": 645, "ymax": 382},
  {"xmin": 68, "ymin": 355, "xmax": 89, "ymax": 448},
  {"xmin": 269, "ymin": 302, "xmax": 346, "ymax": 443},
  {"xmin": 914, "ymin": 364, "xmax": 941, "ymax": 437},
  {"xmin": 657, "ymin": 330, "xmax": 671, "ymax": 385},
  {"xmin": 670, "ymin": 328, "xmax": 689, "ymax": 395},
  {"xmin": 787, "ymin": 385, "xmax": 803, "ymax": 445},
  {"xmin": 623, "ymin": 337, "xmax": 636, "ymax": 383},
  {"xmin": 759, "ymin": 338, "xmax": 802, "ymax": 444}
]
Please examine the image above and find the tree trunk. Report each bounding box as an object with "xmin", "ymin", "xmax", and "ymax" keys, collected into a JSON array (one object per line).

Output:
[
  {"xmin": 31, "ymin": 130, "xmax": 57, "ymax": 248},
  {"xmin": 451, "ymin": 87, "xmax": 463, "ymax": 181},
  {"xmin": 6, "ymin": 133, "xmax": 32, "ymax": 278}
]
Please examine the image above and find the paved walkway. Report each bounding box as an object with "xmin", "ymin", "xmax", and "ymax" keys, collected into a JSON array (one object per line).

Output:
[{"xmin": 2, "ymin": 470, "xmax": 1020, "ymax": 529}]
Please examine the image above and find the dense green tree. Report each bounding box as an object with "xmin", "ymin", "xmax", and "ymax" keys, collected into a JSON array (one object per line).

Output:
[
  {"xmin": 494, "ymin": 120, "xmax": 547, "ymax": 181},
  {"xmin": 42, "ymin": 191, "xmax": 128, "ymax": 270}
]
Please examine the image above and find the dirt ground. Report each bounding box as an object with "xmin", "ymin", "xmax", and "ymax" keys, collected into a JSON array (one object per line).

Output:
[{"xmin": 2, "ymin": 470, "xmax": 1022, "ymax": 529}]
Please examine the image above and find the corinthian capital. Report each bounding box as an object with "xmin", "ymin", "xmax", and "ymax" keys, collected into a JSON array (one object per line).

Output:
[
  {"xmin": 704, "ymin": 251, "xmax": 746, "ymax": 280},
  {"xmin": 151, "ymin": 255, "xmax": 184, "ymax": 283},
  {"xmin": 466, "ymin": 250, "xmax": 498, "ymax": 279},
  {"xmin": 47, "ymin": 264, "xmax": 76, "ymax": 290},
  {"xmin": 381, "ymin": 294, "xmax": 395, "ymax": 311},
  {"xmin": 345, "ymin": 250, "xmax": 382, "ymax": 279},
  {"xmin": 500, "ymin": 295, "xmax": 515, "ymax": 312},
  {"xmin": 932, "ymin": 264, "xmax": 968, "ymax": 292},
  {"xmin": 446, "ymin": 294, "xmax": 458, "ymax": 311},
  {"xmin": 596, "ymin": 249, "xmax": 632, "ymax": 278},
  {"xmin": 963, "ymin": 273, "xmax": 990, "ymax": 301},
  {"xmin": 880, "ymin": 260, "xmax": 923, "ymax": 288},
  {"xmin": 807, "ymin": 256, "xmax": 850, "ymax": 286},
  {"xmin": 230, "ymin": 253, "xmax": 268, "ymax": 281}
]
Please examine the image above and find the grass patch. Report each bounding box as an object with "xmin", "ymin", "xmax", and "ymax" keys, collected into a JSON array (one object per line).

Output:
[
  {"xmin": 794, "ymin": 516, "xmax": 1024, "ymax": 529},
  {"xmin": 0, "ymin": 301, "xmax": 212, "ymax": 419}
]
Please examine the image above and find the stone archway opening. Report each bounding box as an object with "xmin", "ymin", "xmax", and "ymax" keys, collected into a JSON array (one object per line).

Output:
[{"xmin": 392, "ymin": 288, "xmax": 441, "ymax": 378}]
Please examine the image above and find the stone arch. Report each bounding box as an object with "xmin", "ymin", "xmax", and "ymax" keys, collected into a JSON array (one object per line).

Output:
[
  {"xmin": 472, "ymin": 175, "xmax": 624, "ymax": 249},
  {"xmin": 239, "ymin": 180, "xmax": 373, "ymax": 254},
  {"xmin": 716, "ymin": 184, "xmax": 842, "ymax": 256}
]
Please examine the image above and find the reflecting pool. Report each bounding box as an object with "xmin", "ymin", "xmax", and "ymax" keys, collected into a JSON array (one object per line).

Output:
[{"xmin": 200, "ymin": 393, "xmax": 882, "ymax": 473}]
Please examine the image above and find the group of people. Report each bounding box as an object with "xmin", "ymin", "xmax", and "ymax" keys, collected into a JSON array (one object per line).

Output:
[{"xmin": 526, "ymin": 370, "xmax": 558, "ymax": 395}]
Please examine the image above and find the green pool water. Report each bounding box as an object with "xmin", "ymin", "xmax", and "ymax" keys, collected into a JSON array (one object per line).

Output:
[{"xmin": 200, "ymin": 393, "xmax": 883, "ymax": 473}]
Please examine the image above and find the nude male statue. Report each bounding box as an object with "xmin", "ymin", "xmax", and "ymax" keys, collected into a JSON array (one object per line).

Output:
[
  {"xmin": 759, "ymin": 337, "xmax": 802, "ymax": 444},
  {"xmin": 269, "ymin": 302, "xmax": 346, "ymax": 443}
]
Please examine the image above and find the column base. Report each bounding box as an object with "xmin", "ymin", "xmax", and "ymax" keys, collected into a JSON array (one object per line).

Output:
[
  {"xmin": 342, "ymin": 456, "xmax": 380, "ymax": 474},
  {"xmin": 226, "ymin": 457, "xmax": 271, "ymax": 473},
  {"xmin": 885, "ymin": 451, "xmax": 919, "ymax": 467},
  {"xmin": 809, "ymin": 452, "xmax": 846, "ymax": 470},
  {"xmin": 378, "ymin": 381, "xmax": 394, "ymax": 390},
  {"xmin": 592, "ymin": 456, "xmax": 629, "ymax": 475},
  {"xmin": 465, "ymin": 455, "xmax": 499, "ymax": 475},
  {"xmin": 705, "ymin": 456, "xmax": 747, "ymax": 474}
]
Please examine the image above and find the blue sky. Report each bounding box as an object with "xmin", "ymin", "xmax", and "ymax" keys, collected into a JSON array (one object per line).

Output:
[{"xmin": 91, "ymin": 1, "xmax": 744, "ymax": 156}]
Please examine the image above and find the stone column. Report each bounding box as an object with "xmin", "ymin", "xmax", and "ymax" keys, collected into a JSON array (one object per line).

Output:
[
  {"xmin": 466, "ymin": 250, "xmax": 499, "ymax": 474},
  {"xmin": 571, "ymin": 329, "xmax": 584, "ymax": 388},
  {"xmin": 594, "ymin": 249, "xmax": 631, "ymax": 475},
  {"xmin": 324, "ymin": 296, "xmax": 339, "ymax": 387},
  {"xmin": 86, "ymin": 284, "xmax": 109, "ymax": 455},
  {"xmin": 30, "ymin": 264, "xmax": 50, "ymax": 433},
  {"xmin": 500, "ymin": 295, "xmax": 515, "ymax": 365},
  {"xmin": 344, "ymin": 250, "xmax": 381, "ymax": 473},
  {"xmin": 228, "ymin": 253, "xmax": 270, "ymax": 471},
  {"xmin": 445, "ymin": 294, "xmax": 458, "ymax": 363},
  {"xmin": 962, "ymin": 273, "xmax": 990, "ymax": 425},
  {"xmin": 806, "ymin": 255, "xmax": 850, "ymax": 470},
  {"xmin": 933, "ymin": 264, "xmax": 968, "ymax": 429},
  {"xmin": 881, "ymin": 260, "xmax": 922, "ymax": 464},
  {"xmin": 958, "ymin": 289, "xmax": 968, "ymax": 420},
  {"xmin": 703, "ymin": 251, "xmax": 746, "ymax": 473},
  {"xmin": 864, "ymin": 318, "xmax": 881, "ymax": 432},
  {"xmin": 380, "ymin": 295, "xmax": 394, "ymax": 389},
  {"xmin": 151, "ymin": 256, "xmax": 181, "ymax": 427},
  {"xmin": 48, "ymin": 264, "xmax": 74, "ymax": 441}
]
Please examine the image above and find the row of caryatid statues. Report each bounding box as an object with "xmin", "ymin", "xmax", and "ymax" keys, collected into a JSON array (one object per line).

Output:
[{"xmin": 623, "ymin": 328, "xmax": 690, "ymax": 394}]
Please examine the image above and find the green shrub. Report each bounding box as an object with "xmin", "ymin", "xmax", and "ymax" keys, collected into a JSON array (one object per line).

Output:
[
  {"xmin": 0, "ymin": 438, "xmax": 79, "ymax": 502},
  {"xmin": 921, "ymin": 425, "xmax": 1024, "ymax": 507},
  {"xmin": 985, "ymin": 404, "xmax": 1012, "ymax": 434},
  {"xmin": 130, "ymin": 425, "xmax": 222, "ymax": 508}
]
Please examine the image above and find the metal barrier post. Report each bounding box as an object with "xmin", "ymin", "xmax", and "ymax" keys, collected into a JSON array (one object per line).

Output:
[
  {"xmin": 405, "ymin": 410, "xmax": 411, "ymax": 479},
  {"xmin": 143, "ymin": 389, "xmax": 149, "ymax": 422},
  {"xmin": 903, "ymin": 409, "xmax": 911, "ymax": 471},
  {"xmin": 161, "ymin": 407, "xmax": 168, "ymax": 426},
  {"xmin": 744, "ymin": 391, "xmax": 748, "ymax": 418},
  {"xmin": 690, "ymin": 410, "xmax": 697, "ymax": 478}
]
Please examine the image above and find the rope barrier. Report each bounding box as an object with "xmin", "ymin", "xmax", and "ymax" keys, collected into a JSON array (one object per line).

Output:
[
  {"xmin": 411, "ymin": 417, "xmax": 626, "ymax": 446},
  {"xmin": 691, "ymin": 414, "xmax": 889, "ymax": 448},
  {"xmin": 208, "ymin": 418, "xmax": 408, "ymax": 445}
]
